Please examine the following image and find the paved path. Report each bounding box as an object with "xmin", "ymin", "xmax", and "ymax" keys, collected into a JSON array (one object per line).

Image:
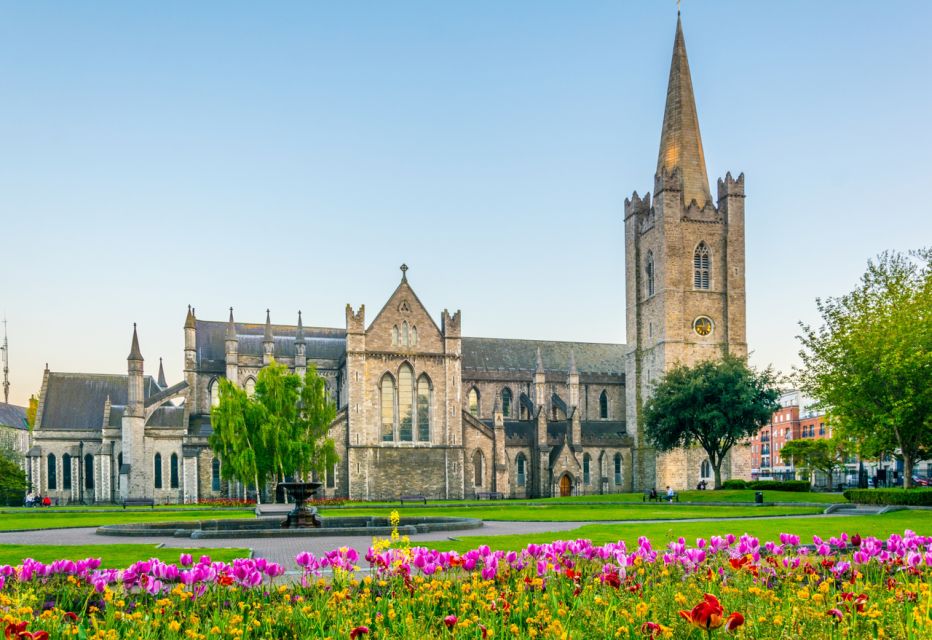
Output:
[{"xmin": 0, "ymin": 512, "xmax": 851, "ymax": 569}]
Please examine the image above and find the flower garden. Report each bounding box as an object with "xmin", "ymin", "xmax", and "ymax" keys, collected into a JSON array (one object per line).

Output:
[{"xmin": 1, "ymin": 523, "xmax": 930, "ymax": 640}]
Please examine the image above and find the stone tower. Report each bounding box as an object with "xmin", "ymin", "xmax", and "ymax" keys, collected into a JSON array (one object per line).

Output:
[
  {"xmin": 625, "ymin": 13, "xmax": 748, "ymax": 491},
  {"xmin": 121, "ymin": 324, "xmax": 147, "ymax": 500}
]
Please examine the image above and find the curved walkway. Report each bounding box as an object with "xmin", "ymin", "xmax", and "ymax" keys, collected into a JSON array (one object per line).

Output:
[{"xmin": 0, "ymin": 512, "xmax": 851, "ymax": 568}]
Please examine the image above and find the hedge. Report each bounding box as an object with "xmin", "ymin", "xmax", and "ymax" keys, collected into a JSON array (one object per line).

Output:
[
  {"xmin": 722, "ymin": 479, "xmax": 749, "ymax": 490},
  {"xmin": 747, "ymin": 480, "xmax": 811, "ymax": 492},
  {"xmin": 842, "ymin": 488, "xmax": 932, "ymax": 506}
]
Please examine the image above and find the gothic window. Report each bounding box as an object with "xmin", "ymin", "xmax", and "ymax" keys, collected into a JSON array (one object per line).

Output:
[
  {"xmin": 646, "ymin": 251, "xmax": 655, "ymax": 297},
  {"xmin": 170, "ymin": 453, "xmax": 179, "ymax": 489},
  {"xmin": 402, "ymin": 322, "xmax": 410, "ymax": 347},
  {"xmin": 391, "ymin": 325, "xmax": 399, "ymax": 346},
  {"xmin": 244, "ymin": 377, "xmax": 256, "ymax": 398},
  {"xmin": 614, "ymin": 453, "xmax": 622, "ymax": 485},
  {"xmin": 398, "ymin": 364, "xmax": 414, "ymax": 442},
  {"xmin": 599, "ymin": 390, "xmax": 609, "ymax": 420},
  {"xmin": 468, "ymin": 388, "xmax": 479, "ymax": 416},
  {"xmin": 411, "ymin": 325, "xmax": 418, "ymax": 346},
  {"xmin": 380, "ymin": 374, "xmax": 396, "ymax": 442},
  {"xmin": 516, "ymin": 453, "xmax": 527, "ymax": 487},
  {"xmin": 701, "ymin": 459, "xmax": 711, "ymax": 479},
  {"xmin": 209, "ymin": 378, "xmax": 221, "ymax": 408},
  {"xmin": 154, "ymin": 453, "xmax": 163, "ymax": 489},
  {"xmin": 47, "ymin": 454, "xmax": 57, "ymax": 490},
  {"xmin": 62, "ymin": 453, "xmax": 72, "ymax": 490},
  {"xmin": 501, "ymin": 387, "xmax": 512, "ymax": 417},
  {"xmin": 118, "ymin": 452, "xmax": 123, "ymax": 472},
  {"xmin": 326, "ymin": 464, "xmax": 335, "ymax": 489},
  {"xmin": 473, "ymin": 450, "xmax": 484, "ymax": 487},
  {"xmin": 417, "ymin": 375, "xmax": 431, "ymax": 441},
  {"xmin": 84, "ymin": 454, "xmax": 94, "ymax": 490},
  {"xmin": 211, "ymin": 458, "xmax": 221, "ymax": 492},
  {"xmin": 693, "ymin": 242, "xmax": 711, "ymax": 290},
  {"xmin": 583, "ymin": 454, "xmax": 591, "ymax": 485}
]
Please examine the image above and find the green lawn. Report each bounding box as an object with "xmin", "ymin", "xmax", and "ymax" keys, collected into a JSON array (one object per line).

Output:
[
  {"xmin": 425, "ymin": 510, "xmax": 932, "ymax": 553},
  {"xmin": 0, "ymin": 544, "xmax": 249, "ymax": 567},
  {"xmin": 322, "ymin": 504, "xmax": 823, "ymax": 521},
  {"xmin": 0, "ymin": 509, "xmax": 253, "ymax": 531},
  {"xmin": 542, "ymin": 490, "xmax": 845, "ymax": 504}
]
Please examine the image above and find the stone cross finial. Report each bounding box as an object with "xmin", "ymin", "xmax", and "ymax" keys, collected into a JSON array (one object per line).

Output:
[{"xmin": 400, "ymin": 263, "xmax": 408, "ymax": 282}]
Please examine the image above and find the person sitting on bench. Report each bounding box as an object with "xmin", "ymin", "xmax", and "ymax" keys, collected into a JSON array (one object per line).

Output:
[
  {"xmin": 648, "ymin": 488, "xmax": 658, "ymax": 500},
  {"xmin": 666, "ymin": 486, "xmax": 675, "ymax": 502}
]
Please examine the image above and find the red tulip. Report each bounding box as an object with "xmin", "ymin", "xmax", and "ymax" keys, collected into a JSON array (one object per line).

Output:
[
  {"xmin": 679, "ymin": 593, "xmax": 725, "ymax": 630},
  {"xmin": 724, "ymin": 612, "xmax": 744, "ymax": 633},
  {"xmin": 640, "ymin": 621, "xmax": 662, "ymax": 638},
  {"xmin": 444, "ymin": 615, "xmax": 458, "ymax": 629},
  {"xmin": 349, "ymin": 626, "xmax": 369, "ymax": 639},
  {"xmin": 826, "ymin": 609, "xmax": 844, "ymax": 622}
]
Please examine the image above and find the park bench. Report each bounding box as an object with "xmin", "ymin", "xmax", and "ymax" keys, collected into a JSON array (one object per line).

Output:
[
  {"xmin": 643, "ymin": 490, "xmax": 678, "ymax": 503},
  {"xmin": 475, "ymin": 491, "xmax": 504, "ymax": 500},
  {"xmin": 400, "ymin": 495, "xmax": 427, "ymax": 505},
  {"xmin": 121, "ymin": 498, "xmax": 156, "ymax": 509}
]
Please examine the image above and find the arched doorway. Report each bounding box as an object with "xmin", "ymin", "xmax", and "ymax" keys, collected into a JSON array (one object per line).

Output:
[{"xmin": 559, "ymin": 474, "xmax": 572, "ymax": 497}]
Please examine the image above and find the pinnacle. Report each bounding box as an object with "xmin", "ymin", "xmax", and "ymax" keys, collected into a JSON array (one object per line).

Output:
[{"xmin": 127, "ymin": 323, "xmax": 143, "ymax": 362}]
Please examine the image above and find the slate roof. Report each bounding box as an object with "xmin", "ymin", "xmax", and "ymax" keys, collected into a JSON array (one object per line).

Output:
[
  {"xmin": 38, "ymin": 373, "xmax": 160, "ymax": 431},
  {"xmin": 195, "ymin": 320, "xmax": 345, "ymax": 365},
  {"xmin": 490, "ymin": 419, "xmax": 628, "ymax": 446},
  {"xmin": 462, "ymin": 338, "xmax": 625, "ymax": 376},
  {"xmin": 147, "ymin": 405, "xmax": 186, "ymax": 428},
  {"xmin": 0, "ymin": 403, "xmax": 28, "ymax": 430}
]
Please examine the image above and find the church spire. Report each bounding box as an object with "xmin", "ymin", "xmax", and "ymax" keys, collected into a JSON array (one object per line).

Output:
[
  {"xmin": 225, "ymin": 307, "xmax": 236, "ymax": 340},
  {"xmin": 157, "ymin": 357, "xmax": 167, "ymax": 388},
  {"xmin": 656, "ymin": 13, "xmax": 712, "ymax": 208},
  {"xmin": 127, "ymin": 323, "xmax": 143, "ymax": 362}
]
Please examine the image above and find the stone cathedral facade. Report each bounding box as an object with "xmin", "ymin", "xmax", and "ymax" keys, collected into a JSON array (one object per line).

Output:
[{"xmin": 25, "ymin": 14, "xmax": 751, "ymax": 503}]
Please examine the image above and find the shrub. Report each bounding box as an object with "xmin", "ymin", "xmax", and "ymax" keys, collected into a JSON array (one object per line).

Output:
[
  {"xmin": 747, "ymin": 480, "xmax": 811, "ymax": 493},
  {"xmin": 721, "ymin": 479, "xmax": 749, "ymax": 490},
  {"xmin": 842, "ymin": 488, "xmax": 932, "ymax": 506}
]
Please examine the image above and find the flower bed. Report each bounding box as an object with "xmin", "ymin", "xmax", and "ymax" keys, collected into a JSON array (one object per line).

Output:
[{"xmin": 1, "ymin": 530, "xmax": 930, "ymax": 638}]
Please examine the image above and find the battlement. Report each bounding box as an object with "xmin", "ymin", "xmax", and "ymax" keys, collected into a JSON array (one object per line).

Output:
[
  {"xmin": 624, "ymin": 190, "xmax": 652, "ymax": 219},
  {"xmin": 717, "ymin": 171, "xmax": 745, "ymax": 200},
  {"xmin": 653, "ymin": 166, "xmax": 683, "ymax": 198},
  {"xmin": 442, "ymin": 309, "xmax": 461, "ymax": 337},
  {"xmin": 345, "ymin": 303, "xmax": 365, "ymax": 333}
]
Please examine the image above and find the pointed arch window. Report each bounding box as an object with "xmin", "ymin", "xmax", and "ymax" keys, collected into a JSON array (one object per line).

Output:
[
  {"xmin": 170, "ymin": 453, "xmax": 180, "ymax": 489},
  {"xmin": 154, "ymin": 453, "xmax": 163, "ymax": 489},
  {"xmin": 516, "ymin": 453, "xmax": 527, "ymax": 487},
  {"xmin": 209, "ymin": 379, "xmax": 221, "ymax": 408},
  {"xmin": 402, "ymin": 322, "xmax": 410, "ymax": 347},
  {"xmin": 84, "ymin": 454, "xmax": 94, "ymax": 490},
  {"xmin": 700, "ymin": 459, "xmax": 711, "ymax": 479},
  {"xmin": 391, "ymin": 325, "xmax": 399, "ymax": 347},
  {"xmin": 614, "ymin": 453, "xmax": 622, "ymax": 485},
  {"xmin": 473, "ymin": 450, "xmax": 484, "ymax": 487},
  {"xmin": 244, "ymin": 377, "xmax": 256, "ymax": 398},
  {"xmin": 211, "ymin": 458, "xmax": 221, "ymax": 492},
  {"xmin": 62, "ymin": 453, "xmax": 72, "ymax": 490},
  {"xmin": 646, "ymin": 251, "xmax": 655, "ymax": 297},
  {"xmin": 501, "ymin": 388, "xmax": 513, "ymax": 418},
  {"xmin": 468, "ymin": 388, "xmax": 479, "ymax": 416},
  {"xmin": 47, "ymin": 454, "xmax": 57, "ymax": 490},
  {"xmin": 583, "ymin": 454, "xmax": 591, "ymax": 485},
  {"xmin": 693, "ymin": 242, "xmax": 711, "ymax": 290},
  {"xmin": 411, "ymin": 325, "xmax": 418, "ymax": 346},
  {"xmin": 380, "ymin": 374, "xmax": 396, "ymax": 442},
  {"xmin": 398, "ymin": 364, "xmax": 414, "ymax": 442},
  {"xmin": 417, "ymin": 375, "xmax": 431, "ymax": 441},
  {"xmin": 599, "ymin": 390, "xmax": 609, "ymax": 420}
]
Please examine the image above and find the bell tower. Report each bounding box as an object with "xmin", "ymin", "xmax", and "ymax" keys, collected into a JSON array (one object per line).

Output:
[{"xmin": 625, "ymin": 12, "xmax": 748, "ymax": 491}]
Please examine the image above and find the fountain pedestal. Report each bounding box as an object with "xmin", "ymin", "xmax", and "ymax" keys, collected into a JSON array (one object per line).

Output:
[{"xmin": 277, "ymin": 481, "xmax": 323, "ymax": 528}]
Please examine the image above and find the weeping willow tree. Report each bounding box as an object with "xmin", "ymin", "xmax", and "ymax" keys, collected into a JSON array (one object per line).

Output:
[{"xmin": 209, "ymin": 361, "xmax": 338, "ymax": 503}]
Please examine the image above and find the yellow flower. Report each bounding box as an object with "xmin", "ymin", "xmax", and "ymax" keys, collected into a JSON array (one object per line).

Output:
[{"xmin": 168, "ymin": 621, "xmax": 182, "ymax": 633}]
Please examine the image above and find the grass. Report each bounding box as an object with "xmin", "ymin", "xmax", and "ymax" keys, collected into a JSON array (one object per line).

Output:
[
  {"xmin": 0, "ymin": 544, "xmax": 249, "ymax": 567},
  {"xmin": 425, "ymin": 510, "xmax": 932, "ymax": 553},
  {"xmin": 0, "ymin": 509, "xmax": 253, "ymax": 531},
  {"xmin": 321, "ymin": 503, "xmax": 824, "ymax": 521}
]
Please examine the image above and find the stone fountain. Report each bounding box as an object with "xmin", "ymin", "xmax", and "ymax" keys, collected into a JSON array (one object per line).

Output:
[{"xmin": 277, "ymin": 481, "xmax": 323, "ymax": 528}]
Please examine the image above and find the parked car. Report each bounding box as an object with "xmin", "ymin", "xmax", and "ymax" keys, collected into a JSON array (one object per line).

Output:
[{"xmin": 911, "ymin": 476, "xmax": 930, "ymax": 486}]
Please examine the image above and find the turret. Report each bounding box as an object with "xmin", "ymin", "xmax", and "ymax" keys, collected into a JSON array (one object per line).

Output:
[
  {"xmin": 157, "ymin": 357, "xmax": 167, "ymax": 389},
  {"xmin": 225, "ymin": 308, "xmax": 239, "ymax": 383},
  {"xmin": 567, "ymin": 350, "xmax": 580, "ymax": 445},
  {"xmin": 183, "ymin": 306, "xmax": 198, "ymax": 414},
  {"xmin": 295, "ymin": 310, "xmax": 307, "ymax": 377},
  {"xmin": 534, "ymin": 347, "xmax": 547, "ymax": 408},
  {"xmin": 122, "ymin": 324, "xmax": 147, "ymax": 500},
  {"xmin": 126, "ymin": 324, "xmax": 144, "ymax": 418},
  {"xmin": 263, "ymin": 309, "xmax": 274, "ymax": 365}
]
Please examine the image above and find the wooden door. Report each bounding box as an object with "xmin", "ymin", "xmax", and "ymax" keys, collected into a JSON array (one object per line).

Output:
[{"xmin": 560, "ymin": 474, "xmax": 571, "ymax": 497}]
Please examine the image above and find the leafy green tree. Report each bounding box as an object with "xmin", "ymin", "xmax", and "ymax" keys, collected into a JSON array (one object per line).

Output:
[
  {"xmin": 0, "ymin": 454, "xmax": 27, "ymax": 506},
  {"xmin": 780, "ymin": 435, "xmax": 848, "ymax": 486},
  {"xmin": 26, "ymin": 394, "xmax": 38, "ymax": 430},
  {"xmin": 209, "ymin": 361, "xmax": 339, "ymax": 502},
  {"xmin": 798, "ymin": 249, "xmax": 932, "ymax": 488},
  {"xmin": 643, "ymin": 354, "xmax": 781, "ymax": 489}
]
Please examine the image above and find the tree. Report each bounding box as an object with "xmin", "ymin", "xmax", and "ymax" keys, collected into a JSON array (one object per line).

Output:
[
  {"xmin": 26, "ymin": 394, "xmax": 38, "ymax": 430},
  {"xmin": 642, "ymin": 353, "xmax": 781, "ymax": 489},
  {"xmin": 209, "ymin": 361, "xmax": 339, "ymax": 502},
  {"xmin": 0, "ymin": 454, "xmax": 27, "ymax": 506},
  {"xmin": 780, "ymin": 436, "xmax": 848, "ymax": 487},
  {"xmin": 798, "ymin": 249, "xmax": 932, "ymax": 488}
]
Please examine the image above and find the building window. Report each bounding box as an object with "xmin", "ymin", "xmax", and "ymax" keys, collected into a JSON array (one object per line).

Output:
[
  {"xmin": 398, "ymin": 364, "xmax": 414, "ymax": 442},
  {"xmin": 417, "ymin": 375, "xmax": 431, "ymax": 441},
  {"xmin": 613, "ymin": 453, "xmax": 622, "ymax": 485},
  {"xmin": 473, "ymin": 450, "xmax": 484, "ymax": 487},
  {"xmin": 583, "ymin": 454, "xmax": 591, "ymax": 485},
  {"xmin": 84, "ymin": 454, "xmax": 94, "ymax": 490},
  {"xmin": 693, "ymin": 242, "xmax": 710, "ymax": 289},
  {"xmin": 244, "ymin": 377, "xmax": 256, "ymax": 398},
  {"xmin": 599, "ymin": 390, "xmax": 609, "ymax": 420},
  {"xmin": 326, "ymin": 464, "xmax": 335, "ymax": 489},
  {"xmin": 170, "ymin": 453, "xmax": 179, "ymax": 489},
  {"xmin": 211, "ymin": 458, "xmax": 221, "ymax": 492},
  {"xmin": 701, "ymin": 459, "xmax": 711, "ymax": 479},
  {"xmin": 209, "ymin": 379, "xmax": 221, "ymax": 408},
  {"xmin": 411, "ymin": 325, "xmax": 418, "ymax": 346},
  {"xmin": 62, "ymin": 453, "xmax": 72, "ymax": 490},
  {"xmin": 819, "ymin": 423, "xmax": 825, "ymax": 436},
  {"xmin": 516, "ymin": 454, "xmax": 526, "ymax": 487},
  {"xmin": 646, "ymin": 251, "xmax": 655, "ymax": 297},
  {"xmin": 468, "ymin": 388, "xmax": 479, "ymax": 416},
  {"xmin": 47, "ymin": 454, "xmax": 57, "ymax": 490},
  {"xmin": 380, "ymin": 374, "xmax": 396, "ymax": 442},
  {"xmin": 154, "ymin": 453, "xmax": 163, "ymax": 489},
  {"xmin": 391, "ymin": 325, "xmax": 399, "ymax": 346},
  {"xmin": 501, "ymin": 387, "xmax": 512, "ymax": 417},
  {"xmin": 402, "ymin": 322, "xmax": 410, "ymax": 347}
]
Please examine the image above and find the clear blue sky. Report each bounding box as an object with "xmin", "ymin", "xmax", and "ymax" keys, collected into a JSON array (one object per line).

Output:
[{"xmin": 2, "ymin": 1, "xmax": 930, "ymax": 406}]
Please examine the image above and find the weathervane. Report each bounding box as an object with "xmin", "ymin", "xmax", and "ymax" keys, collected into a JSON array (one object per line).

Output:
[{"xmin": 1, "ymin": 316, "xmax": 9, "ymax": 404}]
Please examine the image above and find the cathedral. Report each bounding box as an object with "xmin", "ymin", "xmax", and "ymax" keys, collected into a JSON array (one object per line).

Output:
[{"xmin": 26, "ymin": 14, "xmax": 750, "ymax": 503}]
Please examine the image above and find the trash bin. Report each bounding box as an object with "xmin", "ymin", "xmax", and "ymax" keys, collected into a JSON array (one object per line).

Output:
[{"xmin": 755, "ymin": 491, "xmax": 763, "ymax": 504}]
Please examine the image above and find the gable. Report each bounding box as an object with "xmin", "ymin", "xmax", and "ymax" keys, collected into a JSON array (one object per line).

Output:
[{"xmin": 366, "ymin": 279, "xmax": 444, "ymax": 353}]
